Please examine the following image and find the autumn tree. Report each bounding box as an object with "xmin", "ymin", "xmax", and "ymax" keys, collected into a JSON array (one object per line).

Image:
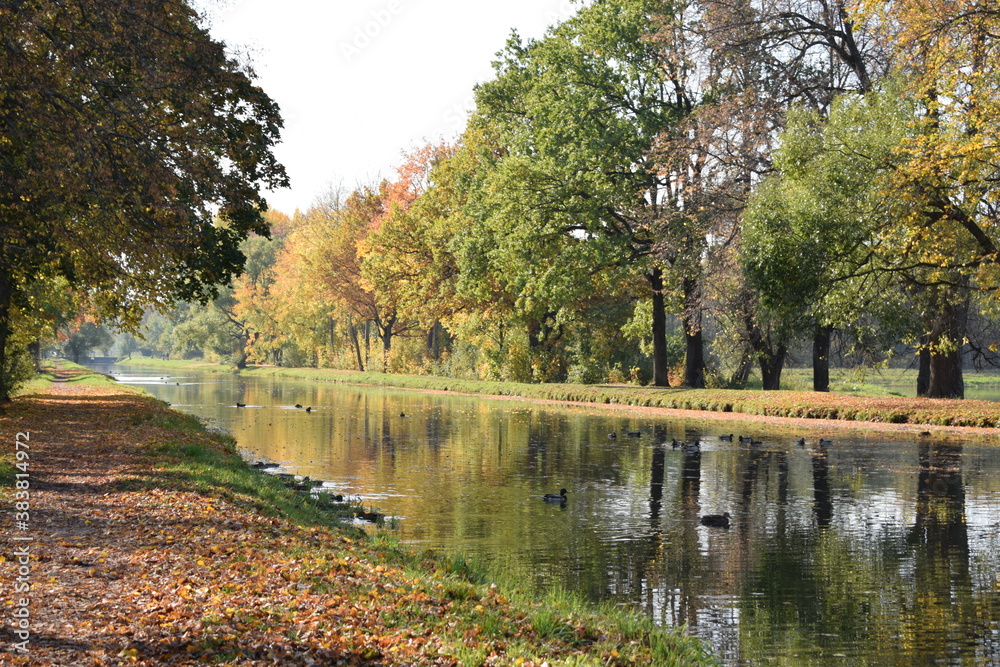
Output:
[
  {"xmin": 60, "ymin": 320, "xmax": 113, "ymax": 364},
  {"xmin": 357, "ymin": 143, "xmax": 470, "ymax": 368},
  {"xmin": 841, "ymin": 0, "xmax": 1000, "ymax": 398},
  {"xmin": 232, "ymin": 211, "xmax": 291, "ymax": 365},
  {"xmin": 283, "ymin": 186, "xmax": 416, "ymax": 372},
  {"xmin": 0, "ymin": 0, "xmax": 287, "ymax": 398}
]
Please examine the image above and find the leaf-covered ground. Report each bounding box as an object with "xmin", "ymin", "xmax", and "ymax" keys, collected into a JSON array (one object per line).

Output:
[{"xmin": 0, "ymin": 370, "xmax": 712, "ymax": 666}]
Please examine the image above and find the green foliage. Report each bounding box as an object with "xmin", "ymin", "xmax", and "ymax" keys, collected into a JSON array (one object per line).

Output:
[
  {"xmin": 742, "ymin": 84, "xmax": 919, "ymax": 355},
  {"xmin": 61, "ymin": 321, "xmax": 114, "ymax": 363}
]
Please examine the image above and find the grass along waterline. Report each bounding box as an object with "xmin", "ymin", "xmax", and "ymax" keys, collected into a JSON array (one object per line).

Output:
[{"xmin": 113, "ymin": 357, "xmax": 1000, "ymax": 430}]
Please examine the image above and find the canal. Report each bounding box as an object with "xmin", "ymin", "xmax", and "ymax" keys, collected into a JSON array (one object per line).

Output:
[{"xmin": 94, "ymin": 364, "xmax": 1000, "ymax": 665}]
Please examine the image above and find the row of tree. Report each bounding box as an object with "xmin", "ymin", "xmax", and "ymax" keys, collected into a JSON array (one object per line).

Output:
[{"xmin": 11, "ymin": 0, "xmax": 1000, "ymax": 400}]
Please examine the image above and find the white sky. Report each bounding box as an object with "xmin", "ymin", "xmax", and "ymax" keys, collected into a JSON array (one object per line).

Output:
[{"xmin": 201, "ymin": 0, "xmax": 583, "ymax": 215}]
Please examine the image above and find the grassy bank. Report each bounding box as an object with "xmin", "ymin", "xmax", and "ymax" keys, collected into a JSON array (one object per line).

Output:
[
  {"xmin": 0, "ymin": 366, "xmax": 713, "ymax": 666},
  {"xmin": 114, "ymin": 357, "xmax": 1000, "ymax": 429}
]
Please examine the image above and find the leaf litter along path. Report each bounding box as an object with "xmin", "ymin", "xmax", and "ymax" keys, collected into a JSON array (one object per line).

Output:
[
  {"xmin": 0, "ymin": 378, "xmax": 477, "ymax": 666},
  {"xmin": 1, "ymin": 373, "xmax": 708, "ymax": 666}
]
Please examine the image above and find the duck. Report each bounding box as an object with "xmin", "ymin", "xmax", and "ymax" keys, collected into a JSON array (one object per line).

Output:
[
  {"xmin": 252, "ymin": 461, "xmax": 278, "ymax": 469},
  {"xmin": 738, "ymin": 435, "xmax": 750, "ymax": 443},
  {"xmin": 608, "ymin": 432, "xmax": 617, "ymax": 440},
  {"xmin": 700, "ymin": 512, "xmax": 731, "ymax": 528},
  {"xmin": 305, "ymin": 406, "xmax": 312, "ymax": 413},
  {"xmin": 294, "ymin": 403, "xmax": 303, "ymax": 409},
  {"xmin": 818, "ymin": 438, "xmax": 833, "ymax": 446},
  {"xmin": 236, "ymin": 402, "xmax": 246, "ymax": 408},
  {"xmin": 796, "ymin": 438, "xmax": 806, "ymax": 446},
  {"xmin": 671, "ymin": 438, "xmax": 680, "ymax": 448},
  {"xmin": 719, "ymin": 434, "xmax": 733, "ymax": 441},
  {"xmin": 543, "ymin": 488, "xmax": 568, "ymax": 502},
  {"xmin": 355, "ymin": 510, "xmax": 383, "ymax": 523},
  {"xmin": 682, "ymin": 441, "xmax": 700, "ymax": 455},
  {"xmin": 399, "ymin": 412, "xmax": 407, "ymax": 417},
  {"xmin": 625, "ymin": 430, "xmax": 641, "ymax": 438}
]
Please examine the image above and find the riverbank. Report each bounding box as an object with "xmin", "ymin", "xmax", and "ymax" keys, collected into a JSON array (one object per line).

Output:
[
  {"xmin": 0, "ymin": 367, "xmax": 712, "ymax": 666},
  {"xmin": 114, "ymin": 357, "xmax": 1000, "ymax": 432}
]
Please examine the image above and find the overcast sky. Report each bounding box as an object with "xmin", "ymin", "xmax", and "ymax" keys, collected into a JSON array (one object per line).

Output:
[{"xmin": 201, "ymin": 0, "xmax": 582, "ymax": 215}]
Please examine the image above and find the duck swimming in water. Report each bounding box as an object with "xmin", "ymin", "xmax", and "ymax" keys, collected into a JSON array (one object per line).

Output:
[
  {"xmin": 543, "ymin": 488, "xmax": 568, "ymax": 502},
  {"xmin": 700, "ymin": 512, "xmax": 731, "ymax": 528}
]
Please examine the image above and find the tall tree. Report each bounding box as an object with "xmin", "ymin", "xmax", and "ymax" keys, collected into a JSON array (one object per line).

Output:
[
  {"xmin": 742, "ymin": 90, "xmax": 916, "ymax": 391},
  {"xmin": 0, "ymin": 0, "xmax": 287, "ymax": 399},
  {"xmin": 849, "ymin": 0, "xmax": 1000, "ymax": 398},
  {"xmin": 287, "ymin": 187, "xmax": 415, "ymax": 372},
  {"xmin": 659, "ymin": 0, "xmax": 889, "ymax": 389},
  {"xmin": 467, "ymin": 0, "xmax": 695, "ymax": 386}
]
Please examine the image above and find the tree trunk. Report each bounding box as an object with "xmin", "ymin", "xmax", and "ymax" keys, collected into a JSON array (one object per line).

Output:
[
  {"xmin": 759, "ymin": 344, "xmax": 786, "ymax": 390},
  {"xmin": 647, "ymin": 268, "xmax": 669, "ymax": 387},
  {"xmin": 729, "ymin": 349, "xmax": 753, "ymax": 389},
  {"xmin": 348, "ymin": 322, "xmax": 364, "ymax": 371},
  {"xmin": 364, "ymin": 320, "xmax": 370, "ymax": 368},
  {"xmin": 917, "ymin": 334, "xmax": 930, "ymax": 397},
  {"xmin": 28, "ymin": 340, "xmax": 41, "ymax": 371},
  {"xmin": 928, "ymin": 346, "xmax": 964, "ymax": 399},
  {"xmin": 926, "ymin": 298, "xmax": 966, "ymax": 399},
  {"xmin": 380, "ymin": 315, "xmax": 396, "ymax": 373},
  {"xmin": 682, "ymin": 276, "xmax": 705, "ymax": 388},
  {"xmin": 745, "ymin": 311, "xmax": 786, "ymax": 390},
  {"xmin": 813, "ymin": 325, "xmax": 832, "ymax": 392},
  {"xmin": 427, "ymin": 323, "xmax": 440, "ymax": 361}
]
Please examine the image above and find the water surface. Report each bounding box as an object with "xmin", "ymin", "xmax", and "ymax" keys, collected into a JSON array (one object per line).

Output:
[{"xmin": 97, "ymin": 365, "xmax": 1000, "ymax": 665}]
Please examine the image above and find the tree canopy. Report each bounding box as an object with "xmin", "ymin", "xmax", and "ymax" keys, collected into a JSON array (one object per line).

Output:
[{"xmin": 0, "ymin": 0, "xmax": 287, "ymax": 397}]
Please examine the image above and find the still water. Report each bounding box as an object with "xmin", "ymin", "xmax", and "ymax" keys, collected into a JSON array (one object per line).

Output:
[{"xmin": 97, "ymin": 365, "xmax": 1000, "ymax": 665}]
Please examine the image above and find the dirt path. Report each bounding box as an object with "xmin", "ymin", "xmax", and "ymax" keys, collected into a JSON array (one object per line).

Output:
[{"xmin": 0, "ymin": 378, "xmax": 438, "ymax": 666}]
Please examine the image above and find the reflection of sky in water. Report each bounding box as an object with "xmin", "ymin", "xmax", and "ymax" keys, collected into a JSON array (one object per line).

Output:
[{"xmin": 99, "ymin": 364, "xmax": 1000, "ymax": 665}]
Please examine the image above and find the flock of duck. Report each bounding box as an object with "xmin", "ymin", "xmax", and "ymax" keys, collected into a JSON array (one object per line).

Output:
[{"xmin": 545, "ymin": 430, "xmax": 838, "ymax": 530}]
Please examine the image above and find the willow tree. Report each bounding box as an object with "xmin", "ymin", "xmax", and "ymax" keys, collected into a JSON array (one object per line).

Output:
[{"xmin": 0, "ymin": 0, "xmax": 287, "ymax": 398}]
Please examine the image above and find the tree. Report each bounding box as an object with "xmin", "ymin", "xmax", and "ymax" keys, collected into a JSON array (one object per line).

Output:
[
  {"xmin": 742, "ymin": 91, "xmax": 915, "ymax": 390},
  {"xmin": 847, "ymin": 0, "xmax": 1000, "ymax": 398},
  {"xmin": 465, "ymin": 0, "xmax": 696, "ymax": 386},
  {"xmin": 0, "ymin": 0, "xmax": 287, "ymax": 399},
  {"xmin": 643, "ymin": 0, "xmax": 894, "ymax": 390},
  {"xmin": 60, "ymin": 320, "xmax": 114, "ymax": 364},
  {"xmin": 283, "ymin": 187, "xmax": 416, "ymax": 372}
]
